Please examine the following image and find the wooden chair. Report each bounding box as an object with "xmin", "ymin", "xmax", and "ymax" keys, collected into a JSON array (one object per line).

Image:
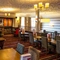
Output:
[
  {"xmin": 56, "ymin": 40, "xmax": 60, "ymax": 59},
  {"xmin": 55, "ymin": 36, "xmax": 60, "ymax": 41},
  {"xmin": 29, "ymin": 32, "xmax": 38, "ymax": 47},
  {"xmin": 0, "ymin": 31, "xmax": 3, "ymax": 37},
  {"xmin": 28, "ymin": 46, "xmax": 41, "ymax": 60},
  {"xmin": 16, "ymin": 43, "xmax": 24, "ymax": 54},
  {"xmin": 41, "ymin": 36, "xmax": 53, "ymax": 53},
  {"xmin": 52, "ymin": 31, "xmax": 58, "ymax": 39}
]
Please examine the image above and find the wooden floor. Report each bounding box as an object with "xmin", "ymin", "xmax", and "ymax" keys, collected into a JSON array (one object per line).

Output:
[{"xmin": 2, "ymin": 34, "xmax": 60, "ymax": 60}]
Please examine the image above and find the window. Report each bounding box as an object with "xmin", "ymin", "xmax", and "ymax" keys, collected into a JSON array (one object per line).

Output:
[
  {"xmin": 31, "ymin": 18, "xmax": 36, "ymax": 31},
  {"xmin": 21, "ymin": 17, "xmax": 25, "ymax": 29}
]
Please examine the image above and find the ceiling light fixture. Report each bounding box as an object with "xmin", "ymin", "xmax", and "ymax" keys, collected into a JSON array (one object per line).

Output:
[
  {"xmin": 34, "ymin": 2, "xmax": 49, "ymax": 32},
  {"xmin": 0, "ymin": 8, "xmax": 19, "ymax": 12},
  {"xmin": 1, "ymin": 8, "xmax": 14, "ymax": 12}
]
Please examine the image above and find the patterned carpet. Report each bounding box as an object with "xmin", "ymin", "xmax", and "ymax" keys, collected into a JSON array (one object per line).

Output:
[
  {"xmin": 3, "ymin": 34, "xmax": 30, "ymax": 52},
  {"xmin": 3, "ymin": 34, "xmax": 60, "ymax": 60}
]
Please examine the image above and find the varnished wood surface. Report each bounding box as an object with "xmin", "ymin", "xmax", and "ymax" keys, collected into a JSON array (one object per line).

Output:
[
  {"xmin": 0, "ymin": 37, "xmax": 6, "ymax": 41},
  {"xmin": 51, "ymin": 39, "xmax": 56, "ymax": 44},
  {"xmin": 34, "ymin": 36, "xmax": 41, "ymax": 40},
  {"xmin": 48, "ymin": 39, "xmax": 56, "ymax": 45},
  {"xmin": 36, "ymin": 36, "xmax": 41, "ymax": 39},
  {"xmin": 0, "ymin": 48, "xmax": 21, "ymax": 60}
]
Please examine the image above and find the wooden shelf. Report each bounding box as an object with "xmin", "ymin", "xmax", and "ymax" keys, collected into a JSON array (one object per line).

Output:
[{"xmin": 0, "ymin": 18, "xmax": 13, "ymax": 34}]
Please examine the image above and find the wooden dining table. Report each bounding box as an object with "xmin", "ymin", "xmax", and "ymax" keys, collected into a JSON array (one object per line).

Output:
[
  {"xmin": 34, "ymin": 36, "xmax": 41, "ymax": 40},
  {"xmin": 20, "ymin": 32, "xmax": 29, "ymax": 41},
  {"xmin": 36, "ymin": 36, "xmax": 41, "ymax": 39},
  {"xmin": 51, "ymin": 39, "xmax": 56, "ymax": 45},
  {"xmin": 0, "ymin": 48, "xmax": 21, "ymax": 60},
  {"xmin": 48, "ymin": 39, "xmax": 56, "ymax": 45}
]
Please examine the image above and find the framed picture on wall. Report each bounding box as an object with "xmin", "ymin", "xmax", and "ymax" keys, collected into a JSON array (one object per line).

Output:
[{"xmin": 0, "ymin": 19, "xmax": 3, "ymax": 26}]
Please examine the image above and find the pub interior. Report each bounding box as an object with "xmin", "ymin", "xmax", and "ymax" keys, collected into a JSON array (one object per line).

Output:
[{"xmin": 0, "ymin": 0, "xmax": 60, "ymax": 60}]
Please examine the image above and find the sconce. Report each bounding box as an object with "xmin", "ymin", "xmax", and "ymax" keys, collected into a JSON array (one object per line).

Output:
[
  {"xmin": 49, "ymin": 22, "xmax": 54, "ymax": 27},
  {"xmin": 5, "ymin": 13, "xmax": 10, "ymax": 16},
  {"xmin": 16, "ymin": 17, "xmax": 20, "ymax": 23}
]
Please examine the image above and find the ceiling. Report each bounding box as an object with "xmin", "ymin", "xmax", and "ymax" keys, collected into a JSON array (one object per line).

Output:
[{"xmin": 0, "ymin": 0, "xmax": 60, "ymax": 18}]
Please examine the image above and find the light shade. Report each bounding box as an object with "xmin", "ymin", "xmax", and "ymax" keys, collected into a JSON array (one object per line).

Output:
[
  {"xmin": 41, "ymin": 19, "xmax": 50, "ymax": 23},
  {"xmin": 34, "ymin": 4, "xmax": 37, "ymax": 9},
  {"xmin": 8, "ymin": 13, "xmax": 10, "ymax": 16},
  {"xmin": 38, "ymin": 2, "xmax": 43, "ymax": 8},
  {"xmin": 45, "ymin": 3, "xmax": 49, "ymax": 8},
  {"xmin": 5, "ymin": 13, "xmax": 7, "ymax": 16}
]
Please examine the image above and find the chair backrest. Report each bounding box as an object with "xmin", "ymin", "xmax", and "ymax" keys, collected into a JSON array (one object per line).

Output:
[
  {"xmin": 56, "ymin": 40, "xmax": 60, "ymax": 54},
  {"xmin": 37, "ymin": 32, "xmax": 40, "ymax": 36},
  {"xmin": 19, "ymin": 32, "xmax": 22, "ymax": 38},
  {"xmin": 52, "ymin": 31, "xmax": 58, "ymax": 39},
  {"xmin": 28, "ymin": 46, "xmax": 41, "ymax": 60},
  {"xmin": 16, "ymin": 43, "xmax": 24, "ymax": 54},
  {"xmin": 0, "ymin": 31, "xmax": 3, "ymax": 37},
  {"xmin": 55, "ymin": 36, "xmax": 60, "ymax": 41},
  {"xmin": 29, "ymin": 32, "xmax": 34, "ymax": 44},
  {"xmin": 41, "ymin": 36, "xmax": 48, "ymax": 51},
  {"xmin": 40, "ymin": 33, "xmax": 47, "ymax": 37}
]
